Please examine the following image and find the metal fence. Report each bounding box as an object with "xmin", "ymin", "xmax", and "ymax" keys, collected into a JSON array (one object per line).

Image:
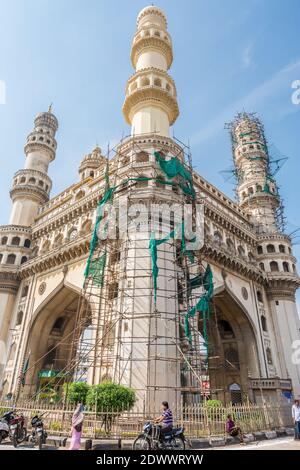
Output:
[{"xmin": 0, "ymin": 400, "xmax": 293, "ymax": 439}]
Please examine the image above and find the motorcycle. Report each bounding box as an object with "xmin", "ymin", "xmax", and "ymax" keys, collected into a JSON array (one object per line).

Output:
[
  {"xmin": 133, "ymin": 421, "xmax": 186, "ymax": 450},
  {"xmin": 0, "ymin": 411, "xmax": 14, "ymax": 444},
  {"xmin": 10, "ymin": 412, "xmax": 27, "ymax": 448},
  {"xmin": 28, "ymin": 413, "xmax": 48, "ymax": 450}
]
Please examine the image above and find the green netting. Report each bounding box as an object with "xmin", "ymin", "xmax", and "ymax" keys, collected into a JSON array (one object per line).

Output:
[
  {"xmin": 184, "ymin": 264, "xmax": 213, "ymax": 354},
  {"xmin": 248, "ymin": 156, "xmax": 263, "ymax": 161},
  {"xmin": 239, "ymin": 132, "xmax": 253, "ymax": 137},
  {"xmin": 84, "ymin": 186, "xmax": 116, "ymax": 278},
  {"xmin": 149, "ymin": 222, "xmax": 198, "ymax": 304},
  {"xmin": 88, "ymin": 253, "xmax": 107, "ymax": 286},
  {"xmin": 154, "ymin": 151, "xmax": 196, "ymax": 198},
  {"xmin": 262, "ymin": 182, "xmax": 271, "ymax": 194},
  {"xmin": 149, "ymin": 228, "xmax": 177, "ymax": 304},
  {"xmin": 187, "ymin": 273, "xmax": 203, "ymax": 297}
]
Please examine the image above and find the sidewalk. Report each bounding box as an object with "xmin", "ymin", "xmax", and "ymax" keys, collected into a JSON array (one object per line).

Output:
[{"xmin": 44, "ymin": 426, "xmax": 296, "ymax": 450}]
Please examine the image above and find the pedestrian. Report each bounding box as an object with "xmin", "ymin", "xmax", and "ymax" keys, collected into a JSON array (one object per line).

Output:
[
  {"xmin": 69, "ymin": 403, "xmax": 84, "ymax": 450},
  {"xmin": 226, "ymin": 414, "xmax": 244, "ymax": 444},
  {"xmin": 292, "ymin": 399, "xmax": 300, "ymax": 440}
]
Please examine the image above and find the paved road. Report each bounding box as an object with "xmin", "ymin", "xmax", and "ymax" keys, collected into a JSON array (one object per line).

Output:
[{"xmin": 0, "ymin": 436, "xmax": 299, "ymax": 451}]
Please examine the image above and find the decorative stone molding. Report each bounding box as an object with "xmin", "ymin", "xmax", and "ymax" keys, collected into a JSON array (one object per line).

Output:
[
  {"xmin": 266, "ymin": 274, "xmax": 300, "ymax": 300},
  {"xmin": 131, "ymin": 35, "xmax": 173, "ymax": 69},
  {"xmin": 239, "ymin": 192, "xmax": 279, "ymax": 210},
  {"xmin": 10, "ymin": 184, "xmax": 49, "ymax": 204},
  {"xmin": 38, "ymin": 281, "xmax": 46, "ymax": 295},
  {"xmin": 19, "ymin": 235, "xmax": 90, "ymax": 279},
  {"xmin": 24, "ymin": 141, "xmax": 56, "ymax": 162},
  {"xmin": 0, "ymin": 269, "xmax": 20, "ymax": 293},
  {"xmin": 204, "ymin": 205, "xmax": 255, "ymax": 245},
  {"xmin": 199, "ymin": 241, "xmax": 267, "ymax": 284},
  {"xmin": 123, "ymin": 85, "xmax": 179, "ymax": 125},
  {"xmin": 137, "ymin": 7, "xmax": 167, "ymax": 29},
  {"xmin": 0, "ymin": 225, "xmax": 32, "ymax": 236}
]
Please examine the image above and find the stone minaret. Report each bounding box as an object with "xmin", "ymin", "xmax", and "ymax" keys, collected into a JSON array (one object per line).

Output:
[
  {"xmin": 0, "ymin": 108, "xmax": 58, "ymax": 388},
  {"xmin": 231, "ymin": 112, "xmax": 300, "ymax": 397},
  {"xmin": 231, "ymin": 113, "xmax": 279, "ymax": 233},
  {"xmin": 10, "ymin": 108, "xmax": 58, "ymax": 227},
  {"xmin": 123, "ymin": 5, "xmax": 179, "ymax": 136}
]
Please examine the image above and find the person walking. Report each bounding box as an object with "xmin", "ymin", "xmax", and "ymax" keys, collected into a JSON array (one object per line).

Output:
[
  {"xmin": 292, "ymin": 399, "xmax": 300, "ymax": 440},
  {"xmin": 69, "ymin": 403, "xmax": 84, "ymax": 450}
]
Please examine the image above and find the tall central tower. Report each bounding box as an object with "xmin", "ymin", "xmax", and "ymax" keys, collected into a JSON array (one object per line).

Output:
[{"xmin": 123, "ymin": 5, "xmax": 179, "ymax": 136}]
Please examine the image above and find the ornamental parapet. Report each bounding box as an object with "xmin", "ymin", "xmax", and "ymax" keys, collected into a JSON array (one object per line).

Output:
[
  {"xmin": 123, "ymin": 69, "xmax": 179, "ymax": 125},
  {"xmin": 10, "ymin": 168, "xmax": 52, "ymax": 203},
  {"xmin": 200, "ymin": 238, "xmax": 267, "ymax": 284},
  {"xmin": 131, "ymin": 31, "xmax": 173, "ymax": 69},
  {"xmin": 10, "ymin": 185, "xmax": 49, "ymax": 204},
  {"xmin": 0, "ymin": 266, "xmax": 20, "ymax": 293},
  {"xmin": 19, "ymin": 233, "xmax": 91, "ymax": 279},
  {"xmin": 24, "ymin": 140, "xmax": 56, "ymax": 162}
]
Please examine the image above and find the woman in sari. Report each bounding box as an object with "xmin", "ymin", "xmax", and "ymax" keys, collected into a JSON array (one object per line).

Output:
[{"xmin": 69, "ymin": 403, "xmax": 84, "ymax": 450}]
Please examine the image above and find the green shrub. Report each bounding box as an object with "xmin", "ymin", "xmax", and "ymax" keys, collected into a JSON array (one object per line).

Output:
[
  {"xmin": 49, "ymin": 421, "xmax": 62, "ymax": 431},
  {"xmin": 38, "ymin": 390, "xmax": 60, "ymax": 402},
  {"xmin": 63, "ymin": 381, "xmax": 90, "ymax": 405},
  {"xmin": 86, "ymin": 381, "xmax": 135, "ymax": 413},
  {"xmin": 86, "ymin": 381, "xmax": 136, "ymax": 434},
  {"xmin": 204, "ymin": 399, "xmax": 223, "ymax": 408}
]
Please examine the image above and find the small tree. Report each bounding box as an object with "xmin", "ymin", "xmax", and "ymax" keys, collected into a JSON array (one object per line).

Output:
[
  {"xmin": 86, "ymin": 381, "xmax": 136, "ymax": 433},
  {"xmin": 63, "ymin": 381, "xmax": 90, "ymax": 405}
]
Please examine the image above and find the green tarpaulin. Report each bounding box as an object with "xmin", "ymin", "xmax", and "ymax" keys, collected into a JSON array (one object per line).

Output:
[
  {"xmin": 88, "ymin": 253, "xmax": 107, "ymax": 286},
  {"xmin": 154, "ymin": 151, "xmax": 196, "ymax": 199},
  {"xmin": 187, "ymin": 273, "xmax": 203, "ymax": 296},
  {"xmin": 149, "ymin": 228, "xmax": 177, "ymax": 304},
  {"xmin": 84, "ymin": 187, "xmax": 116, "ymax": 278},
  {"xmin": 184, "ymin": 264, "xmax": 213, "ymax": 354}
]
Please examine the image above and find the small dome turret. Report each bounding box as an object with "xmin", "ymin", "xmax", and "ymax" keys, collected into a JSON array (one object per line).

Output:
[{"xmin": 79, "ymin": 146, "xmax": 106, "ymax": 180}]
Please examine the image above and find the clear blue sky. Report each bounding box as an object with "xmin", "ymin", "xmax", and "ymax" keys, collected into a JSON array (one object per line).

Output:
[{"xmin": 0, "ymin": 0, "xmax": 299, "ymax": 260}]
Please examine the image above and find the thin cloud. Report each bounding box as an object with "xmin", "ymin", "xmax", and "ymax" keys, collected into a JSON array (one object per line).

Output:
[
  {"xmin": 190, "ymin": 59, "xmax": 300, "ymax": 146},
  {"xmin": 242, "ymin": 43, "xmax": 254, "ymax": 68}
]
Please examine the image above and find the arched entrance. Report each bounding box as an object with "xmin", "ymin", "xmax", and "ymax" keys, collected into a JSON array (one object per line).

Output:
[
  {"xmin": 203, "ymin": 285, "xmax": 260, "ymax": 404},
  {"xmin": 22, "ymin": 284, "xmax": 90, "ymax": 397}
]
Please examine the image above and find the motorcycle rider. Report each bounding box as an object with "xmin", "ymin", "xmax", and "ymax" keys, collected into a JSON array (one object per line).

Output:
[{"xmin": 153, "ymin": 401, "xmax": 173, "ymax": 441}]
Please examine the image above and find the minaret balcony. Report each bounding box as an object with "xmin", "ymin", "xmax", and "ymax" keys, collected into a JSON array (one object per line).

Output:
[
  {"xmin": 10, "ymin": 169, "xmax": 52, "ymax": 203},
  {"xmin": 12, "ymin": 169, "xmax": 52, "ymax": 193},
  {"xmin": 123, "ymin": 71, "xmax": 179, "ymax": 126},
  {"xmin": 234, "ymin": 147, "xmax": 267, "ymax": 166},
  {"xmin": 24, "ymin": 136, "xmax": 57, "ymax": 162},
  {"xmin": 131, "ymin": 29, "xmax": 173, "ymax": 69},
  {"xmin": 239, "ymin": 190, "xmax": 279, "ymax": 209}
]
